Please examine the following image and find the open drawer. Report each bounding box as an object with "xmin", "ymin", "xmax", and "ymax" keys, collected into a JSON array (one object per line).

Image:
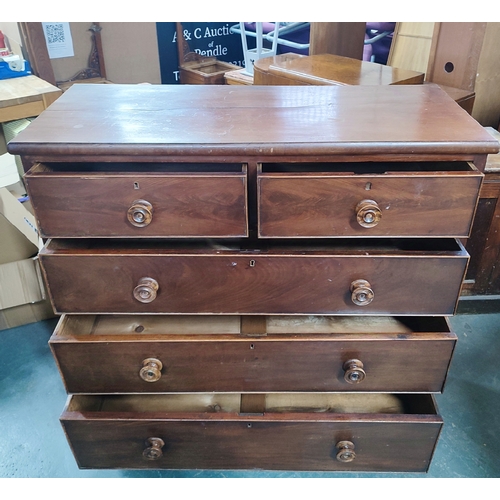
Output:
[
  {"xmin": 39, "ymin": 238, "xmax": 469, "ymax": 315},
  {"xmin": 257, "ymin": 161, "xmax": 483, "ymax": 238},
  {"xmin": 50, "ymin": 315, "xmax": 456, "ymax": 394},
  {"xmin": 25, "ymin": 162, "xmax": 248, "ymax": 238},
  {"xmin": 61, "ymin": 393, "xmax": 443, "ymax": 471}
]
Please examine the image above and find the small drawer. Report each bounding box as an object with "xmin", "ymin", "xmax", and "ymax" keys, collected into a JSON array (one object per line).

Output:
[
  {"xmin": 50, "ymin": 315, "xmax": 456, "ymax": 394},
  {"xmin": 61, "ymin": 393, "xmax": 442, "ymax": 471},
  {"xmin": 258, "ymin": 161, "xmax": 483, "ymax": 238},
  {"xmin": 25, "ymin": 162, "xmax": 248, "ymax": 238},
  {"xmin": 40, "ymin": 238, "xmax": 469, "ymax": 315}
]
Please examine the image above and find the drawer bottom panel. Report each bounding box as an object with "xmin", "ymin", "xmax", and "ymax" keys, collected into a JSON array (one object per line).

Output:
[{"xmin": 61, "ymin": 393, "xmax": 442, "ymax": 472}]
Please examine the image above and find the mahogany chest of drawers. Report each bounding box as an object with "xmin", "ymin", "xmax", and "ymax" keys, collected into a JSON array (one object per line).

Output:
[{"xmin": 9, "ymin": 83, "xmax": 499, "ymax": 472}]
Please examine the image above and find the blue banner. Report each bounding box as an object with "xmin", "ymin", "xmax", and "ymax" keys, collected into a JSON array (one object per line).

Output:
[{"xmin": 156, "ymin": 22, "xmax": 244, "ymax": 84}]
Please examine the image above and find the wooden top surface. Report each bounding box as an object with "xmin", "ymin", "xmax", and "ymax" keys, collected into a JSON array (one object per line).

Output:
[
  {"xmin": 0, "ymin": 75, "xmax": 61, "ymax": 109},
  {"xmin": 256, "ymin": 53, "xmax": 425, "ymax": 86},
  {"xmin": 8, "ymin": 83, "xmax": 499, "ymax": 158}
]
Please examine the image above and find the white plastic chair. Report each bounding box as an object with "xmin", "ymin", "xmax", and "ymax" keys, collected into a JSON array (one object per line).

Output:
[{"xmin": 237, "ymin": 22, "xmax": 281, "ymax": 76}]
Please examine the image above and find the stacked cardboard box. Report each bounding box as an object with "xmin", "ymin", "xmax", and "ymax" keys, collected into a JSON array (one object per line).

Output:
[{"xmin": 0, "ymin": 184, "xmax": 55, "ymax": 330}]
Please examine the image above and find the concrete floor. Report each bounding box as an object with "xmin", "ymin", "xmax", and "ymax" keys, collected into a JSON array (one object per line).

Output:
[{"xmin": 1, "ymin": 311, "xmax": 499, "ymax": 478}]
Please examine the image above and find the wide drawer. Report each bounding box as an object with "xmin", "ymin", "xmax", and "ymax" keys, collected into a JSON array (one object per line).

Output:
[
  {"xmin": 40, "ymin": 238, "xmax": 469, "ymax": 315},
  {"xmin": 61, "ymin": 393, "xmax": 442, "ymax": 471},
  {"xmin": 25, "ymin": 162, "xmax": 248, "ymax": 238},
  {"xmin": 258, "ymin": 161, "xmax": 483, "ymax": 238},
  {"xmin": 50, "ymin": 315, "xmax": 456, "ymax": 394}
]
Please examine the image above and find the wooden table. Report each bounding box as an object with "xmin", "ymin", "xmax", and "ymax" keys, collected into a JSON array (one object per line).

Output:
[
  {"xmin": 0, "ymin": 75, "xmax": 62, "ymax": 123},
  {"xmin": 253, "ymin": 53, "xmax": 425, "ymax": 86}
]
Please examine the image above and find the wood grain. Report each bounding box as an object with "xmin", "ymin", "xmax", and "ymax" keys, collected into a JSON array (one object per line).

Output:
[
  {"xmin": 39, "ymin": 239, "xmax": 469, "ymax": 315},
  {"xmin": 50, "ymin": 314, "xmax": 456, "ymax": 393},
  {"xmin": 8, "ymin": 85, "xmax": 498, "ymax": 160},
  {"xmin": 61, "ymin": 393, "xmax": 442, "ymax": 471},
  {"xmin": 258, "ymin": 164, "xmax": 482, "ymax": 238},
  {"xmin": 25, "ymin": 164, "xmax": 248, "ymax": 238},
  {"xmin": 254, "ymin": 53, "xmax": 424, "ymax": 86}
]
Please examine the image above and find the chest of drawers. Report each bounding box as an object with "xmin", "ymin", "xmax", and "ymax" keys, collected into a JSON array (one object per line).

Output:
[{"xmin": 9, "ymin": 83, "xmax": 498, "ymax": 472}]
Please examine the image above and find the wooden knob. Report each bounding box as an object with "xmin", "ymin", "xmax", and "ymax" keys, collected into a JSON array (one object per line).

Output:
[
  {"xmin": 350, "ymin": 279, "xmax": 374, "ymax": 306},
  {"xmin": 343, "ymin": 359, "xmax": 366, "ymax": 384},
  {"xmin": 143, "ymin": 437, "xmax": 165, "ymax": 460},
  {"xmin": 336, "ymin": 440, "xmax": 356, "ymax": 463},
  {"xmin": 127, "ymin": 199, "xmax": 153, "ymax": 227},
  {"xmin": 133, "ymin": 277, "xmax": 159, "ymax": 303},
  {"xmin": 356, "ymin": 199, "xmax": 381, "ymax": 228},
  {"xmin": 140, "ymin": 358, "xmax": 163, "ymax": 382}
]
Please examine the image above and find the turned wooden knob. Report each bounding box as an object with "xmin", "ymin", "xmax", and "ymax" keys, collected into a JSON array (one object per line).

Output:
[
  {"xmin": 140, "ymin": 358, "xmax": 163, "ymax": 382},
  {"xmin": 143, "ymin": 437, "xmax": 165, "ymax": 460},
  {"xmin": 127, "ymin": 199, "xmax": 153, "ymax": 227},
  {"xmin": 343, "ymin": 359, "xmax": 366, "ymax": 384},
  {"xmin": 356, "ymin": 199, "xmax": 381, "ymax": 228},
  {"xmin": 133, "ymin": 277, "xmax": 159, "ymax": 303},
  {"xmin": 336, "ymin": 440, "xmax": 356, "ymax": 463},
  {"xmin": 350, "ymin": 279, "xmax": 374, "ymax": 306}
]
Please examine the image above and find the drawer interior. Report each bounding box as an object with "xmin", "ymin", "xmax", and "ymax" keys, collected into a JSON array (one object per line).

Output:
[
  {"xmin": 66, "ymin": 393, "xmax": 437, "ymax": 416},
  {"xmin": 44, "ymin": 236, "xmax": 465, "ymax": 254},
  {"xmin": 53, "ymin": 314, "xmax": 451, "ymax": 338},
  {"xmin": 260, "ymin": 161, "xmax": 477, "ymax": 174},
  {"xmin": 28, "ymin": 162, "xmax": 246, "ymax": 174}
]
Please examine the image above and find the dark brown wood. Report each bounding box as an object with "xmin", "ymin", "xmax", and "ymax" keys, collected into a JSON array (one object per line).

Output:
[
  {"xmin": 10, "ymin": 84, "xmax": 490, "ymax": 472},
  {"xmin": 254, "ymin": 53, "xmax": 424, "ymax": 86},
  {"xmin": 257, "ymin": 162, "xmax": 482, "ymax": 238},
  {"xmin": 240, "ymin": 315, "xmax": 267, "ymax": 335},
  {"xmin": 39, "ymin": 239, "xmax": 468, "ymax": 315},
  {"xmin": 93, "ymin": 23, "xmax": 106, "ymax": 80},
  {"xmin": 50, "ymin": 315, "xmax": 456, "ymax": 394},
  {"xmin": 8, "ymin": 85, "xmax": 498, "ymax": 160},
  {"xmin": 25, "ymin": 163, "xmax": 248, "ymax": 238},
  {"xmin": 60, "ymin": 393, "xmax": 442, "ymax": 471},
  {"xmin": 309, "ymin": 23, "xmax": 366, "ymax": 59},
  {"xmin": 433, "ymin": 84, "xmax": 476, "ymax": 114},
  {"xmin": 240, "ymin": 394, "xmax": 266, "ymax": 414},
  {"xmin": 464, "ymin": 172, "xmax": 500, "ymax": 294}
]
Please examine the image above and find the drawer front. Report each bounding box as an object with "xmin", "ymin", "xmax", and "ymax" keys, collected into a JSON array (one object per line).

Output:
[
  {"xmin": 25, "ymin": 164, "xmax": 248, "ymax": 238},
  {"xmin": 61, "ymin": 394, "xmax": 442, "ymax": 472},
  {"xmin": 258, "ymin": 166, "xmax": 482, "ymax": 238},
  {"xmin": 51, "ymin": 315, "xmax": 456, "ymax": 394},
  {"xmin": 40, "ymin": 242, "xmax": 468, "ymax": 315}
]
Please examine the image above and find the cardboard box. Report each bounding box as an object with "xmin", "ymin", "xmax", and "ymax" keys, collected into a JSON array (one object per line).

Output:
[
  {"xmin": 0, "ymin": 186, "xmax": 54, "ymax": 330},
  {"xmin": 2, "ymin": 118, "xmax": 33, "ymax": 180},
  {"xmin": 0, "ymin": 299, "xmax": 55, "ymax": 331},
  {"xmin": 0, "ymin": 256, "xmax": 55, "ymax": 331},
  {"xmin": 0, "ymin": 152, "xmax": 21, "ymax": 190},
  {"xmin": 0, "ymin": 257, "xmax": 45, "ymax": 309}
]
